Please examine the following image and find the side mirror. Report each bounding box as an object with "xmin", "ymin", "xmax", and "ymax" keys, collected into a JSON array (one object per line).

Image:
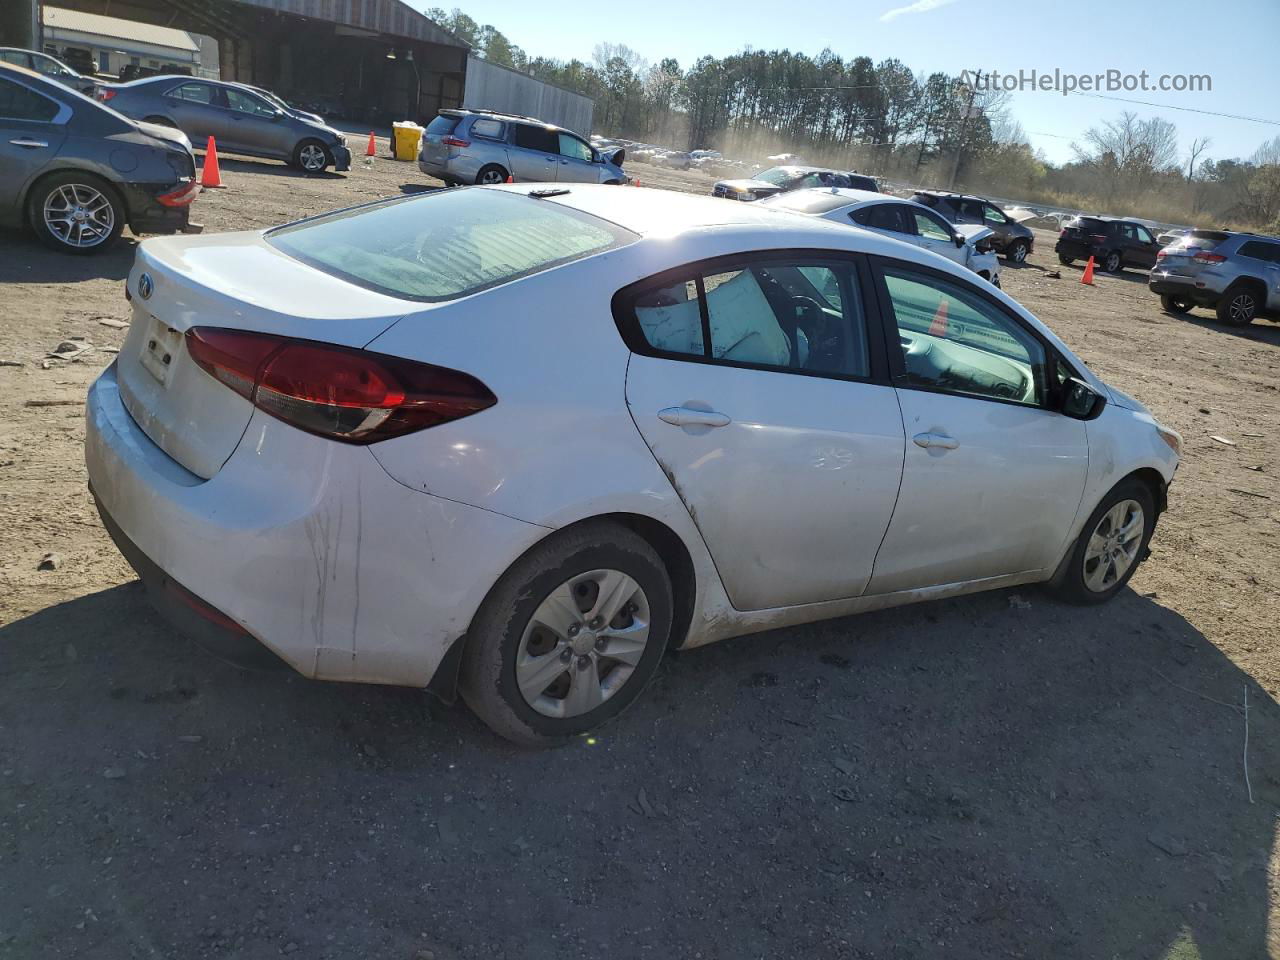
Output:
[
  {"xmin": 1061, "ymin": 378, "xmax": 1107, "ymax": 420},
  {"xmin": 952, "ymin": 232, "xmax": 965, "ymax": 248}
]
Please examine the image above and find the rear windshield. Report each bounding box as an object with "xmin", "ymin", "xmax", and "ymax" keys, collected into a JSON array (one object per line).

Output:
[
  {"xmin": 1175, "ymin": 229, "xmax": 1230, "ymax": 250},
  {"xmin": 849, "ymin": 175, "xmax": 878, "ymax": 192},
  {"xmin": 426, "ymin": 114, "xmax": 459, "ymax": 136},
  {"xmin": 267, "ymin": 189, "xmax": 636, "ymax": 302},
  {"xmin": 1072, "ymin": 217, "xmax": 1109, "ymax": 232},
  {"xmin": 761, "ymin": 191, "xmax": 852, "ymax": 214}
]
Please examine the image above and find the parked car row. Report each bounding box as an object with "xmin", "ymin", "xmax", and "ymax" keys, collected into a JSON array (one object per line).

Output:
[{"xmin": 713, "ymin": 165, "xmax": 879, "ymax": 201}]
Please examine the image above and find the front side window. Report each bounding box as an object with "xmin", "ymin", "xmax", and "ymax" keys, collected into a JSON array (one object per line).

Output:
[
  {"xmin": 881, "ymin": 265, "xmax": 1046, "ymax": 406},
  {"xmin": 558, "ymin": 133, "xmax": 593, "ymax": 161},
  {"xmin": 0, "ymin": 77, "xmax": 60, "ymax": 122},
  {"xmin": 0, "ymin": 51, "xmax": 31, "ymax": 67},
  {"xmin": 170, "ymin": 82, "xmax": 214, "ymax": 105},
  {"xmin": 983, "ymin": 204, "xmax": 1009, "ymax": 224},
  {"xmin": 225, "ymin": 88, "xmax": 276, "ymax": 117},
  {"xmin": 912, "ymin": 210, "xmax": 953, "ymax": 243},
  {"xmin": 268, "ymin": 189, "xmax": 634, "ymax": 301},
  {"xmin": 625, "ymin": 258, "xmax": 870, "ymax": 378},
  {"xmin": 1134, "ymin": 225, "xmax": 1156, "ymax": 245}
]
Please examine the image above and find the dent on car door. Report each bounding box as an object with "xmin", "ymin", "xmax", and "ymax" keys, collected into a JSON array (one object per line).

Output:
[
  {"xmin": 620, "ymin": 254, "xmax": 906, "ymax": 610},
  {"xmin": 864, "ymin": 260, "xmax": 1089, "ymax": 595}
]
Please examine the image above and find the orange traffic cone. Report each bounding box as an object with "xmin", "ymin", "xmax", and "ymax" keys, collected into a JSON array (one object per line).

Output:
[
  {"xmin": 365, "ymin": 131, "xmax": 376, "ymax": 157},
  {"xmin": 928, "ymin": 298, "xmax": 949, "ymax": 337},
  {"xmin": 1080, "ymin": 256, "xmax": 1096, "ymax": 285},
  {"xmin": 200, "ymin": 136, "xmax": 225, "ymax": 189},
  {"xmin": 633, "ymin": 179, "xmax": 641, "ymax": 187},
  {"xmin": 505, "ymin": 174, "xmax": 513, "ymax": 183}
]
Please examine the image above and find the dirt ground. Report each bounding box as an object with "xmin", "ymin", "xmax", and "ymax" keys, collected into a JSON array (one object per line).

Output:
[{"xmin": 2, "ymin": 144, "xmax": 1279, "ymax": 960}]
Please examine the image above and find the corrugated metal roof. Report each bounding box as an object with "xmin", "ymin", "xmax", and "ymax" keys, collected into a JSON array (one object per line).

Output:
[{"xmin": 43, "ymin": 6, "xmax": 200, "ymax": 52}]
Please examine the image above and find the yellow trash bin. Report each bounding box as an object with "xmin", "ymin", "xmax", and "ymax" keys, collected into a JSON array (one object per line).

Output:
[{"xmin": 392, "ymin": 121, "xmax": 424, "ymax": 162}]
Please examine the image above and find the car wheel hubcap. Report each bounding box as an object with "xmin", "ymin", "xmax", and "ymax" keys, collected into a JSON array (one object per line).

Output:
[
  {"xmin": 1012, "ymin": 243, "xmax": 1026, "ymax": 262},
  {"xmin": 1083, "ymin": 499, "xmax": 1144, "ymax": 592},
  {"xmin": 482, "ymin": 170, "xmax": 504, "ymax": 184},
  {"xmin": 43, "ymin": 184, "xmax": 113, "ymax": 248},
  {"xmin": 1230, "ymin": 294, "xmax": 1255, "ymax": 322},
  {"xmin": 515, "ymin": 569, "xmax": 651, "ymax": 719},
  {"xmin": 300, "ymin": 145, "xmax": 325, "ymax": 170},
  {"xmin": 1106, "ymin": 253, "xmax": 1120, "ymax": 271}
]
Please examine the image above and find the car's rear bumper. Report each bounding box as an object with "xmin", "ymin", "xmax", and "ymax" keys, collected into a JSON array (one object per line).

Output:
[
  {"xmin": 1055, "ymin": 239, "xmax": 1097, "ymax": 260},
  {"xmin": 85, "ymin": 361, "xmax": 547, "ymax": 687},
  {"xmin": 1148, "ymin": 275, "xmax": 1221, "ymax": 304},
  {"xmin": 124, "ymin": 182, "xmax": 193, "ymax": 235}
]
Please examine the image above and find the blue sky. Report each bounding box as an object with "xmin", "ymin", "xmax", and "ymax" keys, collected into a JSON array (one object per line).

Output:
[{"xmin": 434, "ymin": 0, "xmax": 1280, "ymax": 166}]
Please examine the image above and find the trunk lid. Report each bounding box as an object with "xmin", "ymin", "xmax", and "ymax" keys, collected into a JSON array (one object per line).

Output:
[
  {"xmin": 420, "ymin": 113, "xmax": 461, "ymax": 166},
  {"xmin": 116, "ymin": 231, "xmax": 412, "ymax": 479}
]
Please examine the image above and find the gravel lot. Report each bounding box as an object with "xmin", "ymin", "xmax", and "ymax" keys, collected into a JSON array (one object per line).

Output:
[{"xmin": 2, "ymin": 143, "xmax": 1278, "ymax": 960}]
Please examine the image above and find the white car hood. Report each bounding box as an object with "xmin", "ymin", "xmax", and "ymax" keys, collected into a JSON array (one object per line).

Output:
[
  {"xmin": 954, "ymin": 224, "xmax": 994, "ymax": 245},
  {"xmin": 1103, "ymin": 383, "xmax": 1150, "ymax": 414}
]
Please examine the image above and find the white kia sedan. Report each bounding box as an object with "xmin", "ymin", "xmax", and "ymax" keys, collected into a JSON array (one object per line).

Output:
[
  {"xmin": 85, "ymin": 184, "xmax": 1181, "ymax": 745},
  {"xmin": 760, "ymin": 187, "xmax": 1003, "ymax": 286}
]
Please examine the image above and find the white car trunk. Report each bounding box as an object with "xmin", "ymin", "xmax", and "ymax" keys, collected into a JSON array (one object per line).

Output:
[{"xmin": 116, "ymin": 232, "xmax": 415, "ymax": 479}]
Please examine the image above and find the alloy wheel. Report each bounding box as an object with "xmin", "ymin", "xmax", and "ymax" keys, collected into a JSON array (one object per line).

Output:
[
  {"xmin": 299, "ymin": 144, "xmax": 326, "ymax": 172},
  {"xmin": 42, "ymin": 184, "xmax": 114, "ymax": 249},
  {"xmin": 480, "ymin": 169, "xmax": 506, "ymax": 184},
  {"xmin": 1082, "ymin": 499, "xmax": 1144, "ymax": 592},
  {"xmin": 1010, "ymin": 242, "xmax": 1027, "ymax": 263},
  {"xmin": 515, "ymin": 569, "xmax": 651, "ymax": 719},
  {"xmin": 1229, "ymin": 292, "xmax": 1257, "ymax": 323},
  {"xmin": 1104, "ymin": 252, "xmax": 1121, "ymax": 272}
]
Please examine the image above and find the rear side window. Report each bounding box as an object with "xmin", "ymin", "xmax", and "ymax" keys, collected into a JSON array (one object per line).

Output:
[
  {"xmin": 470, "ymin": 118, "xmax": 504, "ymax": 139},
  {"xmin": 621, "ymin": 257, "xmax": 871, "ymax": 378},
  {"xmin": 426, "ymin": 114, "xmax": 459, "ymax": 136},
  {"xmin": 169, "ymin": 82, "xmax": 214, "ymax": 104},
  {"xmin": 852, "ymin": 203, "xmax": 911, "ymax": 234},
  {"xmin": 513, "ymin": 124, "xmax": 558, "ymax": 153},
  {"xmin": 0, "ymin": 76, "xmax": 59, "ymax": 121},
  {"xmin": 267, "ymin": 189, "xmax": 635, "ymax": 302},
  {"xmin": 1238, "ymin": 240, "xmax": 1280, "ymax": 264}
]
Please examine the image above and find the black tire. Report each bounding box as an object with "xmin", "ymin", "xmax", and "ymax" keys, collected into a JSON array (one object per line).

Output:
[
  {"xmin": 1058, "ymin": 254, "xmax": 1074, "ymax": 266},
  {"xmin": 1216, "ymin": 283, "xmax": 1260, "ymax": 326},
  {"xmin": 292, "ymin": 139, "xmax": 332, "ymax": 173},
  {"xmin": 459, "ymin": 521, "xmax": 673, "ymax": 746},
  {"xmin": 1051, "ymin": 478, "xmax": 1156, "ymax": 605},
  {"xmin": 26, "ymin": 171, "xmax": 125, "ymax": 255},
  {"xmin": 1102, "ymin": 250, "xmax": 1123, "ymax": 273},
  {"xmin": 1160, "ymin": 293, "xmax": 1193, "ymax": 315},
  {"xmin": 475, "ymin": 164, "xmax": 509, "ymax": 185},
  {"xmin": 1005, "ymin": 239, "xmax": 1029, "ymax": 264}
]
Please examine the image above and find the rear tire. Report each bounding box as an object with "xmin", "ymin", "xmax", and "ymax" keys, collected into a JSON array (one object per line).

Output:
[
  {"xmin": 460, "ymin": 521, "xmax": 673, "ymax": 746},
  {"xmin": 292, "ymin": 139, "xmax": 331, "ymax": 173},
  {"xmin": 1216, "ymin": 283, "xmax": 1259, "ymax": 326},
  {"xmin": 476, "ymin": 164, "xmax": 509, "ymax": 185},
  {"xmin": 1051, "ymin": 478, "xmax": 1155, "ymax": 605},
  {"xmin": 1160, "ymin": 294, "xmax": 1193, "ymax": 315},
  {"xmin": 1103, "ymin": 250, "xmax": 1123, "ymax": 273},
  {"xmin": 1058, "ymin": 254, "xmax": 1074, "ymax": 265},
  {"xmin": 26, "ymin": 171, "xmax": 125, "ymax": 255}
]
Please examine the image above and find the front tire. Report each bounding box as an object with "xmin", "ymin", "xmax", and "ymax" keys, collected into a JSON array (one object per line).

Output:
[
  {"xmin": 1103, "ymin": 250, "xmax": 1123, "ymax": 273},
  {"xmin": 1160, "ymin": 294, "xmax": 1193, "ymax": 315},
  {"xmin": 27, "ymin": 172, "xmax": 125, "ymax": 254},
  {"xmin": 293, "ymin": 139, "xmax": 331, "ymax": 173},
  {"xmin": 1216, "ymin": 284, "xmax": 1259, "ymax": 326},
  {"xmin": 460, "ymin": 521, "xmax": 673, "ymax": 746},
  {"xmin": 1005, "ymin": 239, "xmax": 1029, "ymax": 264},
  {"xmin": 1052, "ymin": 479, "xmax": 1155, "ymax": 605}
]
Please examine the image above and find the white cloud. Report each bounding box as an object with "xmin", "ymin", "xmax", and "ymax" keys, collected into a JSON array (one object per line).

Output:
[{"xmin": 879, "ymin": 0, "xmax": 959, "ymax": 22}]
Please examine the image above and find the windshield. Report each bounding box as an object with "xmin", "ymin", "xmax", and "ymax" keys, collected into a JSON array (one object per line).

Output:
[
  {"xmin": 754, "ymin": 167, "xmax": 799, "ymax": 186},
  {"xmin": 267, "ymin": 189, "xmax": 637, "ymax": 302}
]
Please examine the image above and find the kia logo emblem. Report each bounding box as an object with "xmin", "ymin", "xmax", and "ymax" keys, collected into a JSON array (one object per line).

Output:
[{"xmin": 138, "ymin": 273, "xmax": 153, "ymax": 299}]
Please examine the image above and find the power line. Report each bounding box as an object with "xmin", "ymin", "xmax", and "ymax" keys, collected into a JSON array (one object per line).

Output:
[{"xmin": 1064, "ymin": 91, "xmax": 1280, "ymax": 126}]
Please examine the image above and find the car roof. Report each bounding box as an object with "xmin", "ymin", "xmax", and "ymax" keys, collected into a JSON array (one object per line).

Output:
[{"xmin": 445, "ymin": 108, "xmax": 560, "ymax": 129}]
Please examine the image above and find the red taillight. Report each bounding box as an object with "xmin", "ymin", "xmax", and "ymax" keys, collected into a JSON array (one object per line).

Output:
[
  {"xmin": 441, "ymin": 136, "xmax": 470, "ymax": 148},
  {"xmin": 185, "ymin": 327, "xmax": 495, "ymax": 443},
  {"xmin": 1156, "ymin": 249, "xmax": 1167, "ymax": 259},
  {"xmin": 1194, "ymin": 252, "xmax": 1228, "ymax": 264},
  {"xmin": 98, "ymin": 89, "xmax": 116, "ymax": 102},
  {"xmin": 156, "ymin": 180, "xmax": 201, "ymax": 207},
  {"xmin": 1059, "ymin": 228, "xmax": 1067, "ymax": 237}
]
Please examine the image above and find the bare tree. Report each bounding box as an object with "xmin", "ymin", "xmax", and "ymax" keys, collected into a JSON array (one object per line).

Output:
[
  {"xmin": 1073, "ymin": 112, "xmax": 1179, "ymax": 175},
  {"xmin": 1186, "ymin": 136, "xmax": 1211, "ymax": 180}
]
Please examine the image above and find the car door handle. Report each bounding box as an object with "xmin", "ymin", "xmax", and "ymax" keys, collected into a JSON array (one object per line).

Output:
[
  {"xmin": 658, "ymin": 407, "xmax": 731, "ymax": 428},
  {"xmin": 9, "ymin": 138, "xmax": 48, "ymax": 148},
  {"xmin": 913, "ymin": 432, "xmax": 959, "ymax": 450}
]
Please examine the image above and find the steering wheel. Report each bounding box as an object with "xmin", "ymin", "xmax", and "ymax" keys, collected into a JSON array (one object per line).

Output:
[{"xmin": 790, "ymin": 295, "xmax": 844, "ymax": 370}]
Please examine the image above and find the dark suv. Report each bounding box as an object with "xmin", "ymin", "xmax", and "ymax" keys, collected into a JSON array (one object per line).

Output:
[
  {"xmin": 910, "ymin": 191, "xmax": 1034, "ymax": 263},
  {"xmin": 1055, "ymin": 216, "xmax": 1161, "ymax": 274},
  {"xmin": 1149, "ymin": 230, "xmax": 1280, "ymax": 326},
  {"xmin": 0, "ymin": 63, "xmax": 199, "ymax": 253}
]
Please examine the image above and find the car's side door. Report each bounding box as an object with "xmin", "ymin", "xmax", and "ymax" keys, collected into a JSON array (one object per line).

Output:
[
  {"xmin": 864, "ymin": 258, "xmax": 1089, "ymax": 595},
  {"xmin": 907, "ymin": 206, "xmax": 967, "ymax": 267},
  {"xmin": 554, "ymin": 131, "xmax": 601, "ymax": 183},
  {"xmin": 160, "ymin": 80, "xmax": 224, "ymax": 145},
  {"xmin": 1237, "ymin": 240, "xmax": 1280, "ymax": 311},
  {"xmin": 0, "ymin": 75, "xmax": 69, "ymax": 216},
  {"xmin": 222, "ymin": 86, "xmax": 287, "ymax": 158},
  {"xmin": 620, "ymin": 253, "xmax": 906, "ymax": 610},
  {"xmin": 1130, "ymin": 224, "xmax": 1160, "ymax": 269},
  {"xmin": 508, "ymin": 123, "xmax": 560, "ymax": 182},
  {"xmin": 954, "ymin": 198, "xmax": 986, "ymax": 226}
]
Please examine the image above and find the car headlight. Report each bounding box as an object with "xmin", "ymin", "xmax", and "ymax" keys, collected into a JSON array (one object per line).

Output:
[{"xmin": 1156, "ymin": 424, "xmax": 1181, "ymax": 457}]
